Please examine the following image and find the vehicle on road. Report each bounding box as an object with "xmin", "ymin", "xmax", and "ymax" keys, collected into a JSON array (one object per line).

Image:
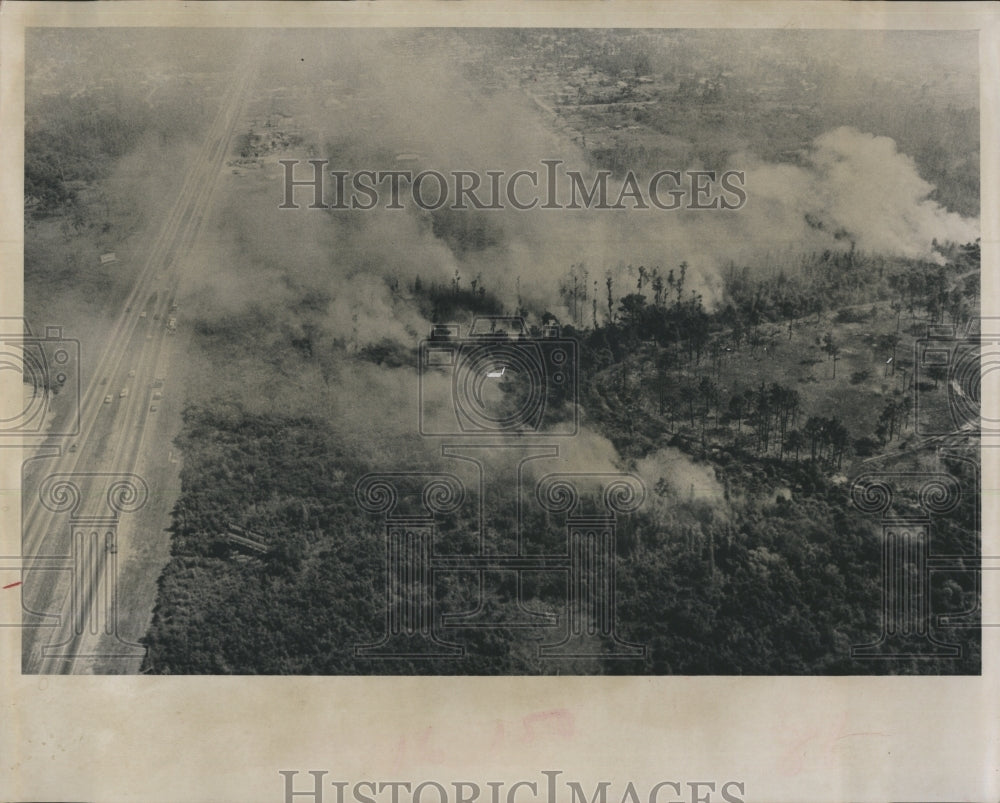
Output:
[
  {"xmin": 139, "ymin": 311, "xmax": 147, "ymax": 319},
  {"xmin": 104, "ymin": 395, "xmax": 112, "ymax": 404},
  {"xmin": 167, "ymin": 316, "xmax": 177, "ymax": 333},
  {"xmin": 69, "ymin": 443, "xmax": 77, "ymax": 452},
  {"xmin": 119, "ymin": 388, "xmax": 128, "ymax": 398},
  {"xmin": 150, "ymin": 405, "xmax": 158, "ymax": 413}
]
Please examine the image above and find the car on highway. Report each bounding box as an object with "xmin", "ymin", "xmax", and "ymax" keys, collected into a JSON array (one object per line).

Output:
[
  {"xmin": 119, "ymin": 388, "xmax": 128, "ymax": 398},
  {"xmin": 104, "ymin": 395, "xmax": 112, "ymax": 404}
]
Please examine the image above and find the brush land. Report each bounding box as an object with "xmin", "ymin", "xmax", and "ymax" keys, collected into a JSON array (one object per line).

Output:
[{"xmin": 25, "ymin": 29, "xmax": 981, "ymax": 675}]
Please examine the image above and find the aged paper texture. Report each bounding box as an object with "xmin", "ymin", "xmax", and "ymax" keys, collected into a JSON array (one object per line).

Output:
[{"xmin": 1, "ymin": 2, "xmax": 998, "ymax": 801}]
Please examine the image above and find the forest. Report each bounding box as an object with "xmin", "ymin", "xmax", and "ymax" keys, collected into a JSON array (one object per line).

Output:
[
  {"xmin": 140, "ymin": 240, "xmax": 982, "ymax": 675},
  {"xmin": 23, "ymin": 28, "xmax": 981, "ymax": 676}
]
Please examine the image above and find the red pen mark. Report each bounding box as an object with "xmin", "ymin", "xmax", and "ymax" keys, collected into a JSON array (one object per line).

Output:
[
  {"xmin": 774, "ymin": 713, "xmax": 887, "ymax": 777},
  {"xmin": 3, "ymin": 581, "xmax": 22, "ymax": 590},
  {"xmin": 522, "ymin": 708, "xmax": 575, "ymax": 742}
]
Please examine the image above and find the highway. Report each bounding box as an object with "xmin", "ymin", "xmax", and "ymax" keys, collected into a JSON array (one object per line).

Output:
[{"xmin": 20, "ymin": 45, "xmax": 258, "ymax": 675}]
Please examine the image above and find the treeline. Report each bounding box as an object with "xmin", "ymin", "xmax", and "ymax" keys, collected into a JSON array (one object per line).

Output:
[
  {"xmin": 565, "ymin": 242, "xmax": 977, "ymax": 461},
  {"xmin": 25, "ymin": 87, "xmax": 207, "ymax": 214},
  {"xmin": 142, "ymin": 402, "xmax": 595, "ymax": 674},
  {"xmin": 141, "ymin": 242, "xmax": 981, "ymax": 674},
  {"xmin": 410, "ymin": 271, "xmax": 505, "ymax": 323},
  {"xmin": 613, "ymin": 451, "xmax": 980, "ymax": 674},
  {"xmin": 397, "ymin": 241, "xmax": 978, "ymax": 472},
  {"xmin": 141, "ymin": 400, "xmax": 980, "ymax": 674},
  {"xmin": 141, "ymin": 402, "xmax": 384, "ymax": 674}
]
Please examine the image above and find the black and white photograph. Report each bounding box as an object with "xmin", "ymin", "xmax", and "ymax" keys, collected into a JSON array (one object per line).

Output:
[
  {"xmin": 14, "ymin": 24, "xmax": 987, "ymax": 676},
  {"xmin": 2, "ymin": 2, "xmax": 998, "ymax": 801}
]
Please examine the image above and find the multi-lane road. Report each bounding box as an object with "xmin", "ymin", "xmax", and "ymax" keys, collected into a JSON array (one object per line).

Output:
[{"xmin": 20, "ymin": 48, "xmax": 257, "ymax": 675}]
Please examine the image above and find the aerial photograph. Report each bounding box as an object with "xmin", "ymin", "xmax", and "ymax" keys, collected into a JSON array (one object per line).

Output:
[{"xmin": 19, "ymin": 27, "xmax": 981, "ymax": 675}]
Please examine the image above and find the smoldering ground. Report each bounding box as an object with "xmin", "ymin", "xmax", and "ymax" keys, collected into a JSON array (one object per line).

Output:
[
  {"xmin": 185, "ymin": 29, "xmax": 978, "ymax": 327},
  {"xmin": 25, "ymin": 28, "xmax": 982, "ymax": 676},
  {"xmin": 154, "ymin": 28, "xmax": 979, "ymax": 496}
]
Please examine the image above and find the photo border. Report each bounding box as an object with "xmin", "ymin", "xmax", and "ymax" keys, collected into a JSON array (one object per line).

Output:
[{"xmin": 2, "ymin": 3, "xmax": 997, "ymax": 802}]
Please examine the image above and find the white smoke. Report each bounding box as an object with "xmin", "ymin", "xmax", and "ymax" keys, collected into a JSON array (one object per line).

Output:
[
  {"xmin": 736, "ymin": 126, "xmax": 979, "ymax": 263},
  {"xmin": 176, "ymin": 31, "xmax": 979, "ymax": 493},
  {"xmin": 635, "ymin": 446, "xmax": 725, "ymax": 505}
]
